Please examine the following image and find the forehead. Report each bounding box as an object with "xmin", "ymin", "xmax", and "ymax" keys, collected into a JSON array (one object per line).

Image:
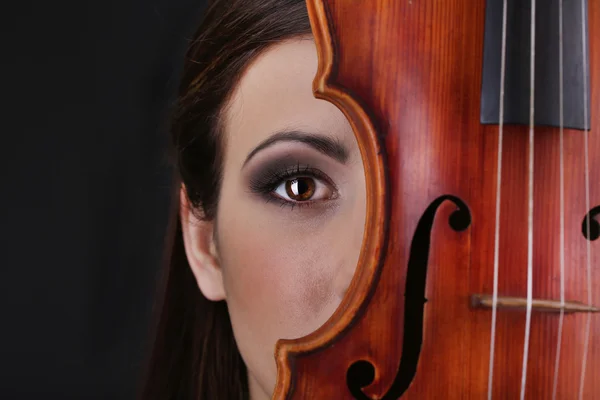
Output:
[{"xmin": 222, "ymin": 38, "xmax": 354, "ymax": 163}]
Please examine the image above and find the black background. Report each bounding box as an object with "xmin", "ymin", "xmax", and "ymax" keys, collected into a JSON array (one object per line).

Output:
[{"xmin": 1, "ymin": 0, "xmax": 207, "ymax": 398}]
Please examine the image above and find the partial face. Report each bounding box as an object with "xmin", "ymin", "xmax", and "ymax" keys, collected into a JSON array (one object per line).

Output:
[{"xmin": 183, "ymin": 38, "xmax": 366, "ymax": 399}]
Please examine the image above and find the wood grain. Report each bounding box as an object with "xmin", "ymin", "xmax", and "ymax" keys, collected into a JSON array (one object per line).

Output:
[{"xmin": 273, "ymin": 1, "xmax": 600, "ymax": 398}]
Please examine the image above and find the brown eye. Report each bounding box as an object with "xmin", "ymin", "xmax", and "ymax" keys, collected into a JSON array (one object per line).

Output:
[
  {"xmin": 273, "ymin": 176, "xmax": 334, "ymax": 203},
  {"xmin": 285, "ymin": 177, "xmax": 316, "ymax": 201}
]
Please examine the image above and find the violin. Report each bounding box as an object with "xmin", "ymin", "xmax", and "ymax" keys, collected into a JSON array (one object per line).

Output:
[{"xmin": 273, "ymin": 0, "xmax": 600, "ymax": 398}]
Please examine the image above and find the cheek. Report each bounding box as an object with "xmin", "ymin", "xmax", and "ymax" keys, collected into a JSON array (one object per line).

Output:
[{"xmin": 218, "ymin": 206, "xmax": 339, "ymax": 338}]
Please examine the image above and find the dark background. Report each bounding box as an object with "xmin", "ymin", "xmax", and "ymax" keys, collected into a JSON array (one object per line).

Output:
[{"xmin": 1, "ymin": 0, "xmax": 207, "ymax": 398}]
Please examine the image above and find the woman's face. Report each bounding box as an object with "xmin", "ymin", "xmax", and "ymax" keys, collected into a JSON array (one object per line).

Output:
[{"xmin": 181, "ymin": 38, "xmax": 366, "ymax": 399}]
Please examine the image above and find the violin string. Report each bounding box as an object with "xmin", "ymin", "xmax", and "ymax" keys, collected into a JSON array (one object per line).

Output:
[
  {"xmin": 578, "ymin": 0, "xmax": 591, "ymax": 397},
  {"xmin": 487, "ymin": 0, "xmax": 508, "ymax": 398},
  {"xmin": 520, "ymin": 0, "xmax": 536, "ymax": 398},
  {"xmin": 551, "ymin": 1, "xmax": 566, "ymax": 398}
]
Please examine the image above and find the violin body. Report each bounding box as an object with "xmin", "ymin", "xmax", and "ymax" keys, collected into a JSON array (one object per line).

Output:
[{"xmin": 274, "ymin": 1, "xmax": 600, "ymax": 398}]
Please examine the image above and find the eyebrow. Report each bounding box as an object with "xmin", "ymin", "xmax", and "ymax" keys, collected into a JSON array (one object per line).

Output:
[{"xmin": 243, "ymin": 130, "xmax": 350, "ymax": 167}]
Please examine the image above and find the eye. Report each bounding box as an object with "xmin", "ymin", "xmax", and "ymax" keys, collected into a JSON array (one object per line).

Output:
[{"xmin": 273, "ymin": 176, "xmax": 334, "ymax": 203}]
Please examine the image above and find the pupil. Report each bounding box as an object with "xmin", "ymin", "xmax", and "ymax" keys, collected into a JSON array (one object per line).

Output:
[
  {"xmin": 286, "ymin": 177, "xmax": 314, "ymax": 201},
  {"xmin": 296, "ymin": 179, "xmax": 309, "ymax": 194}
]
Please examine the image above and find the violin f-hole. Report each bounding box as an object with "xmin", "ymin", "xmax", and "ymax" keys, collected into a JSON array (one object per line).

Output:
[
  {"xmin": 582, "ymin": 205, "xmax": 600, "ymax": 241},
  {"xmin": 346, "ymin": 195, "xmax": 471, "ymax": 400}
]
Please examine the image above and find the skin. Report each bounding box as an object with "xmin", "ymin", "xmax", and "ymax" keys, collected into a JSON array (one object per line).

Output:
[{"xmin": 180, "ymin": 38, "xmax": 366, "ymax": 400}]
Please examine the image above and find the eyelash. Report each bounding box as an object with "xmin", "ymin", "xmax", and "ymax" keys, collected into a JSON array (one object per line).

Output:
[{"xmin": 248, "ymin": 163, "xmax": 337, "ymax": 209}]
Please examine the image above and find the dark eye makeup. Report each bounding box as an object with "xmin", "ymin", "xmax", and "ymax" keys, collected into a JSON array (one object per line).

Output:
[{"xmin": 248, "ymin": 158, "xmax": 339, "ymax": 210}]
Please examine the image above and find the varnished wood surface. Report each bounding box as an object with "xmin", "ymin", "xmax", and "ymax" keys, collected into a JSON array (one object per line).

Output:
[{"xmin": 274, "ymin": 1, "xmax": 599, "ymax": 398}]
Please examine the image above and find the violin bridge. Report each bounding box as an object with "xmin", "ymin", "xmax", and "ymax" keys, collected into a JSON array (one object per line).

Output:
[{"xmin": 470, "ymin": 294, "xmax": 600, "ymax": 314}]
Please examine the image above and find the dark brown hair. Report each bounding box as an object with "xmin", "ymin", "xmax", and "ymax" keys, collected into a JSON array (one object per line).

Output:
[{"xmin": 140, "ymin": 1, "xmax": 311, "ymax": 399}]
